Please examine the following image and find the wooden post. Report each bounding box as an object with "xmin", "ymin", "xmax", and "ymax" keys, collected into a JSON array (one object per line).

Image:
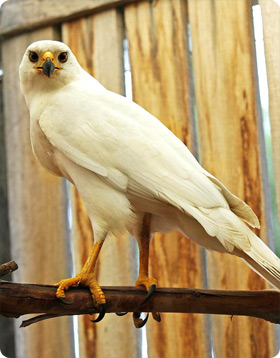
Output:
[
  {"xmin": 62, "ymin": 9, "xmax": 141, "ymax": 358},
  {"xmin": 259, "ymin": 0, "xmax": 280, "ymax": 226},
  {"xmin": 188, "ymin": 0, "xmax": 278, "ymax": 357},
  {"xmin": 2, "ymin": 28, "xmax": 74, "ymax": 358},
  {"xmin": 0, "ymin": 55, "xmax": 15, "ymax": 358},
  {"xmin": 125, "ymin": 1, "xmax": 210, "ymax": 357}
]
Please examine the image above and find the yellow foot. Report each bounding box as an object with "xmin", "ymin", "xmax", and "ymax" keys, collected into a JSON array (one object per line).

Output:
[
  {"xmin": 135, "ymin": 276, "xmax": 157, "ymax": 292},
  {"xmin": 134, "ymin": 276, "xmax": 161, "ymax": 325},
  {"xmin": 54, "ymin": 272, "xmax": 106, "ymax": 307},
  {"xmin": 135, "ymin": 276, "xmax": 157, "ymax": 306}
]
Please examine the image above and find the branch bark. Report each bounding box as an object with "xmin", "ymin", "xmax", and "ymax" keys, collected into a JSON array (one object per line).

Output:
[
  {"xmin": 1, "ymin": 280, "xmax": 279, "ymax": 325},
  {"xmin": 0, "ymin": 261, "xmax": 18, "ymax": 277}
]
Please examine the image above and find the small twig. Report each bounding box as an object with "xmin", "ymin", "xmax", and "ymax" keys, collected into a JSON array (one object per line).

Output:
[
  {"xmin": 0, "ymin": 261, "xmax": 18, "ymax": 277},
  {"xmin": 20, "ymin": 313, "xmax": 67, "ymax": 328}
]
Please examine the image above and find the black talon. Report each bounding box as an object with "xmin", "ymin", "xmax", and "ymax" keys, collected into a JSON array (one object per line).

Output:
[
  {"xmin": 115, "ymin": 312, "xmax": 128, "ymax": 316},
  {"xmin": 133, "ymin": 312, "xmax": 149, "ymax": 328},
  {"xmin": 152, "ymin": 312, "xmax": 161, "ymax": 322},
  {"xmin": 141, "ymin": 284, "xmax": 156, "ymax": 306},
  {"xmin": 57, "ymin": 297, "xmax": 74, "ymax": 305},
  {"xmin": 91, "ymin": 303, "xmax": 106, "ymax": 323}
]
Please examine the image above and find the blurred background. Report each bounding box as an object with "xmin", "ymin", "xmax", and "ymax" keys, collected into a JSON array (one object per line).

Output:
[{"xmin": 0, "ymin": 0, "xmax": 279, "ymax": 357}]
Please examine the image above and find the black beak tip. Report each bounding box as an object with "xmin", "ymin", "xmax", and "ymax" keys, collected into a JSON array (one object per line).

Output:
[{"xmin": 42, "ymin": 57, "xmax": 56, "ymax": 78}]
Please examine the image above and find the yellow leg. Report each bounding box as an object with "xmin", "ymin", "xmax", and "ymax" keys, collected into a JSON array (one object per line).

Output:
[
  {"xmin": 135, "ymin": 214, "xmax": 157, "ymax": 292},
  {"xmin": 55, "ymin": 242, "xmax": 105, "ymax": 306},
  {"xmin": 135, "ymin": 235, "xmax": 157, "ymax": 291},
  {"xmin": 133, "ymin": 214, "xmax": 161, "ymax": 327}
]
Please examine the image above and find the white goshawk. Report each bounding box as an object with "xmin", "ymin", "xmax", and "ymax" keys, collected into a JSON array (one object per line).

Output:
[{"xmin": 19, "ymin": 40, "xmax": 280, "ymax": 324}]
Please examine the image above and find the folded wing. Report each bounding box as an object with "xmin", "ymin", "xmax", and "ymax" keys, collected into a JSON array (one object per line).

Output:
[{"xmin": 39, "ymin": 83, "xmax": 259, "ymax": 252}]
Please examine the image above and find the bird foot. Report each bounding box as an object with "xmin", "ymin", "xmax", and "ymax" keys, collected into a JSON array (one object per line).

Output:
[
  {"xmin": 54, "ymin": 273, "xmax": 106, "ymax": 322},
  {"xmin": 135, "ymin": 276, "xmax": 157, "ymax": 305},
  {"xmin": 131, "ymin": 276, "xmax": 161, "ymax": 326},
  {"xmin": 135, "ymin": 276, "xmax": 157, "ymax": 291}
]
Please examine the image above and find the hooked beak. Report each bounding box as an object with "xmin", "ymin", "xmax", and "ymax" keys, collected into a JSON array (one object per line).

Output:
[
  {"xmin": 42, "ymin": 57, "xmax": 56, "ymax": 78},
  {"xmin": 36, "ymin": 51, "xmax": 60, "ymax": 78}
]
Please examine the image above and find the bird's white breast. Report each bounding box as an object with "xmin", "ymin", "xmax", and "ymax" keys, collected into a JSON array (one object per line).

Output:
[{"xmin": 29, "ymin": 98, "xmax": 63, "ymax": 177}]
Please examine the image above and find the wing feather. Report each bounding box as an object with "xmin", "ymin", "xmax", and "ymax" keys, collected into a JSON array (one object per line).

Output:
[{"xmin": 39, "ymin": 83, "xmax": 259, "ymax": 251}]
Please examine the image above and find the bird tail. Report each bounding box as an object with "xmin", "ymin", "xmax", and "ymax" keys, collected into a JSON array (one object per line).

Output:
[
  {"xmin": 177, "ymin": 206, "xmax": 280, "ymax": 289},
  {"xmin": 234, "ymin": 232, "xmax": 280, "ymax": 290}
]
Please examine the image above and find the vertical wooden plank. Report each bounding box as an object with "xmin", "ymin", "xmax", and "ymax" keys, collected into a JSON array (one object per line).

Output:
[
  {"xmin": 0, "ymin": 58, "xmax": 15, "ymax": 358},
  {"xmin": 260, "ymin": 0, "xmax": 280, "ymax": 223},
  {"xmin": 188, "ymin": 0, "xmax": 277, "ymax": 357},
  {"xmin": 125, "ymin": 1, "xmax": 209, "ymax": 358},
  {"xmin": 2, "ymin": 28, "xmax": 74, "ymax": 358},
  {"xmin": 62, "ymin": 9, "xmax": 141, "ymax": 358}
]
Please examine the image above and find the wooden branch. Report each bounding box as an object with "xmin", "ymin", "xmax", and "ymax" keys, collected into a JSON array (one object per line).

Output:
[
  {"xmin": 0, "ymin": 261, "xmax": 18, "ymax": 277},
  {"xmin": 1, "ymin": 280, "xmax": 279, "ymax": 325},
  {"xmin": 0, "ymin": 0, "xmax": 143, "ymax": 38}
]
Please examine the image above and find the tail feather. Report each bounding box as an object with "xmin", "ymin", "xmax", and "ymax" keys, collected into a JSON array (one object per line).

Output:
[
  {"xmin": 235, "ymin": 233, "xmax": 280, "ymax": 290},
  {"xmin": 177, "ymin": 204, "xmax": 280, "ymax": 289}
]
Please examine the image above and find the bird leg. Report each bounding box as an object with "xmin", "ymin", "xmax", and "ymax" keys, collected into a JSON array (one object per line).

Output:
[
  {"xmin": 54, "ymin": 241, "xmax": 106, "ymax": 321},
  {"xmin": 133, "ymin": 213, "xmax": 161, "ymax": 327},
  {"xmin": 135, "ymin": 213, "xmax": 157, "ymax": 302}
]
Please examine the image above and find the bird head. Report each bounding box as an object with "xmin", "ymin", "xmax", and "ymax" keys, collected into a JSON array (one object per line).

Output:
[{"xmin": 19, "ymin": 40, "xmax": 82, "ymax": 103}]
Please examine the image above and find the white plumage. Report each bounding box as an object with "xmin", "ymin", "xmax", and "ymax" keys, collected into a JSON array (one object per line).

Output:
[{"xmin": 19, "ymin": 40, "xmax": 280, "ymax": 292}]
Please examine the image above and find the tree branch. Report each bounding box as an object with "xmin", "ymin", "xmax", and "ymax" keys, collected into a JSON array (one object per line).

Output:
[
  {"xmin": 1, "ymin": 280, "xmax": 279, "ymax": 325},
  {"xmin": 0, "ymin": 261, "xmax": 18, "ymax": 277}
]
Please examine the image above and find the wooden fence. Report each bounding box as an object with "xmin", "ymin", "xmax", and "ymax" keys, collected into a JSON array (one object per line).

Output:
[{"xmin": 0, "ymin": 0, "xmax": 279, "ymax": 357}]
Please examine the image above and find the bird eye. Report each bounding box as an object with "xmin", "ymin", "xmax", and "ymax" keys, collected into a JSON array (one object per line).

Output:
[
  {"xmin": 29, "ymin": 51, "xmax": 39, "ymax": 63},
  {"xmin": 58, "ymin": 52, "xmax": 68, "ymax": 63}
]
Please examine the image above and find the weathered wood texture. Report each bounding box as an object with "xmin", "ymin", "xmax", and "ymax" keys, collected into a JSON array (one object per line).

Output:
[
  {"xmin": 188, "ymin": 0, "xmax": 277, "ymax": 357},
  {"xmin": 62, "ymin": 9, "xmax": 140, "ymax": 358},
  {"xmin": 69, "ymin": 188, "xmax": 97, "ymax": 358},
  {"xmin": 0, "ymin": 64, "xmax": 15, "ymax": 358},
  {"xmin": 0, "ymin": 0, "xmax": 143, "ymax": 38},
  {"xmin": 125, "ymin": 1, "xmax": 209, "ymax": 358},
  {"xmin": 260, "ymin": 0, "xmax": 280, "ymax": 224},
  {"xmin": 1, "ymin": 0, "xmax": 279, "ymax": 357},
  {"xmin": 2, "ymin": 28, "xmax": 74, "ymax": 358},
  {"xmin": 1, "ymin": 281, "xmax": 280, "ymax": 324}
]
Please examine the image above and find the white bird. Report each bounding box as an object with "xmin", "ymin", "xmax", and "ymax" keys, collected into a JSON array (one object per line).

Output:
[{"xmin": 19, "ymin": 40, "xmax": 280, "ymax": 324}]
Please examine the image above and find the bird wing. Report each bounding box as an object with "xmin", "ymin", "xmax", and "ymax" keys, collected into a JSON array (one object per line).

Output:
[{"xmin": 39, "ymin": 82, "xmax": 259, "ymax": 251}]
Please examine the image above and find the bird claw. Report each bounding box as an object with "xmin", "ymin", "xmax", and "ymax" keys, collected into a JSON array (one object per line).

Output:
[
  {"xmin": 57, "ymin": 296, "xmax": 74, "ymax": 305},
  {"xmin": 133, "ymin": 312, "xmax": 149, "ymax": 328},
  {"xmin": 115, "ymin": 312, "xmax": 128, "ymax": 316},
  {"xmin": 140, "ymin": 284, "xmax": 156, "ymax": 306},
  {"xmin": 91, "ymin": 303, "xmax": 106, "ymax": 323},
  {"xmin": 115, "ymin": 284, "xmax": 160, "ymax": 325},
  {"xmin": 152, "ymin": 311, "xmax": 161, "ymax": 322}
]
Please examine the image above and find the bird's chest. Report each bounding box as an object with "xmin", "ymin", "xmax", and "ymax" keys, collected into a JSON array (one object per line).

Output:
[{"xmin": 30, "ymin": 121, "xmax": 63, "ymax": 177}]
